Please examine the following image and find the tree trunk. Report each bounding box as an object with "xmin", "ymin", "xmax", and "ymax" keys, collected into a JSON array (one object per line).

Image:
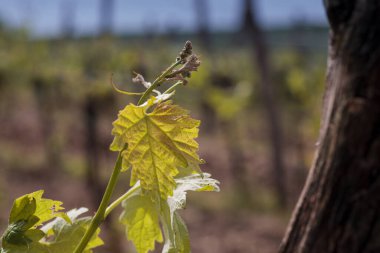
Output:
[
  {"xmin": 32, "ymin": 77, "xmax": 63, "ymax": 171},
  {"xmin": 279, "ymin": 1, "xmax": 380, "ymax": 252},
  {"xmin": 221, "ymin": 120, "xmax": 253, "ymax": 207},
  {"xmin": 193, "ymin": 0, "xmax": 211, "ymax": 50},
  {"xmin": 99, "ymin": 0, "xmax": 114, "ymax": 35},
  {"xmin": 60, "ymin": 0, "xmax": 75, "ymax": 38},
  {"xmin": 243, "ymin": 0, "xmax": 287, "ymax": 208},
  {"xmin": 84, "ymin": 95, "xmax": 103, "ymax": 208}
]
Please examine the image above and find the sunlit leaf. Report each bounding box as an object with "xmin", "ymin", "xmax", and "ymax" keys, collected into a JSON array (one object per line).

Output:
[
  {"xmin": 170, "ymin": 213, "xmax": 190, "ymax": 253},
  {"xmin": 110, "ymin": 100, "xmax": 202, "ymax": 199},
  {"xmin": 41, "ymin": 208, "xmax": 103, "ymax": 253},
  {"xmin": 1, "ymin": 191, "xmax": 102, "ymax": 253},
  {"xmin": 168, "ymin": 173, "xmax": 220, "ymax": 214},
  {"xmin": 1, "ymin": 190, "xmax": 69, "ymax": 251},
  {"xmin": 162, "ymin": 173, "xmax": 219, "ymax": 253},
  {"xmin": 119, "ymin": 173, "xmax": 219, "ymax": 253},
  {"xmin": 120, "ymin": 194, "xmax": 163, "ymax": 253}
]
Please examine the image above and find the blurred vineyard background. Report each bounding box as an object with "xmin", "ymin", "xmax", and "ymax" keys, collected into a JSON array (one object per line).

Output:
[{"xmin": 0, "ymin": 0, "xmax": 328, "ymax": 252}]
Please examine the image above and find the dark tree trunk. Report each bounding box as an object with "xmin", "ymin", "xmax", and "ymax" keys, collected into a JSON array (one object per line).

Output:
[
  {"xmin": 242, "ymin": 0, "xmax": 287, "ymax": 208},
  {"xmin": 221, "ymin": 120, "xmax": 252, "ymax": 207},
  {"xmin": 99, "ymin": 0, "xmax": 114, "ymax": 35},
  {"xmin": 32, "ymin": 77, "xmax": 62, "ymax": 171},
  {"xmin": 199, "ymin": 101, "xmax": 218, "ymax": 133},
  {"xmin": 279, "ymin": 1, "xmax": 380, "ymax": 253},
  {"xmin": 84, "ymin": 96, "xmax": 103, "ymax": 208},
  {"xmin": 84, "ymin": 92, "xmax": 125, "ymax": 253},
  {"xmin": 193, "ymin": 0, "xmax": 219, "ymax": 134},
  {"xmin": 193, "ymin": 0, "xmax": 211, "ymax": 50},
  {"xmin": 61, "ymin": 0, "xmax": 75, "ymax": 38}
]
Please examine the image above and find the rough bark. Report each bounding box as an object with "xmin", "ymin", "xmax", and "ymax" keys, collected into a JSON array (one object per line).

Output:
[
  {"xmin": 279, "ymin": 1, "xmax": 380, "ymax": 252},
  {"xmin": 243, "ymin": 0, "xmax": 287, "ymax": 208}
]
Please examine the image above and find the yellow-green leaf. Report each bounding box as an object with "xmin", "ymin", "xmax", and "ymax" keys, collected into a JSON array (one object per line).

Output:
[
  {"xmin": 162, "ymin": 173, "xmax": 219, "ymax": 253},
  {"xmin": 110, "ymin": 100, "xmax": 202, "ymax": 199},
  {"xmin": 9, "ymin": 190, "xmax": 69, "ymax": 227},
  {"xmin": 120, "ymin": 194, "xmax": 163, "ymax": 253},
  {"xmin": 2, "ymin": 191, "xmax": 72, "ymax": 252}
]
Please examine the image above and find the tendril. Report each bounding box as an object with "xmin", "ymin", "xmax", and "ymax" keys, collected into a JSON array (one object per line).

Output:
[{"xmin": 110, "ymin": 74, "xmax": 144, "ymax": 96}]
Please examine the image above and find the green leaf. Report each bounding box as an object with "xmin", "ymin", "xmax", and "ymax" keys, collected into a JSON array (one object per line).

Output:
[
  {"xmin": 2, "ymin": 190, "xmax": 69, "ymax": 251},
  {"xmin": 120, "ymin": 193, "xmax": 163, "ymax": 253},
  {"xmin": 41, "ymin": 208, "xmax": 103, "ymax": 253},
  {"xmin": 161, "ymin": 202, "xmax": 190, "ymax": 253},
  {"xmin": 9, "ymin": 195, "xmax": 37, "ymax": 225},
  {"xmin": 119, "ymin": 174, "xmax": 219, "ymax": 253},
  {"xmin": 110, "ymin": 100, "xmax": 202, "ymax": 199},
  {"xmin": 9, "ymin": 190, "xmax": 69, "ymax": 227},
  {"xmin": 171, "ymin": 213, "xmax": 190, "ymax": 253},
  {"xmin": 163, "ymin": 173, "xmax": 219, "ymax": 253},
  {"xmin": 168, "ymin": 173, "xmax": 220, "ymax": 213},
  {"xmin": 1, "ymin": 191, "xmax": 101, "ymax": 253}
]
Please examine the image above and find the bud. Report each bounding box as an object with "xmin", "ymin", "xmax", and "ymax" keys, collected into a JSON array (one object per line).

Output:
[{"xmin": 179, "ymin": 41, "xmax": 193, "ymax": 62}]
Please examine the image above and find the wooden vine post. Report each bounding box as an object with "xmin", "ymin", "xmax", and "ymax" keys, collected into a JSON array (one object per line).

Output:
[{"xmin": 279, "ymin": 1, "xmax": 380, "ymax": 252}]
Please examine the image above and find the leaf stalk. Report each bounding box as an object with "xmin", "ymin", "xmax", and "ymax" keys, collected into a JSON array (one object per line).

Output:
[
  {"xmin": 104, "ymin": 182, "xmax": 140, "ymax": 218},
  {"xmin": 137, "ymin": 60, "xmax": 181, "ymax": 105},
  {"xmin": 73, "ymin": 146, "xmax": 125, "ymax": 253}
]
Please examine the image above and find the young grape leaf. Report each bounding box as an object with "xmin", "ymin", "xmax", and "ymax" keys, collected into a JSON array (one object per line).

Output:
[
  {"xmin": 41, "ymin": 208, "xmax": 103, "ymax": 253},
  {"xmin": 119, "ymin": 193, "xmax": 163, "ymax": 253},
  {"xmin": 167, "ymin": 173, "xmax": 220, "ymax": 214},
  {"xmin": 162, "ymin": 212, "xmax": 190, "ymax": 253},
  {"xmin": 110, "ymin": 100, "xmax": 202, "ymax": 199},
  {"xmin": 162, "ymin": 173, "xmax": 220, "ymax": 253},
  {"xmin": 10, "ymin": 190, "xmax": 69, "ymax": 227},
  {"xmin": 1, "ymin": 190, "xmax": 69, "ymax": 251},
  {"xmin": 1, "ymin": 192, "xmax": 101, "ymax": 253},
  {"xmin": 119, "ymin": 173, "xmax": 219, "ymax": 253}
]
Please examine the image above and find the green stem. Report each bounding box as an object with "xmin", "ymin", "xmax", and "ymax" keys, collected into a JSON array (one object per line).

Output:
[
  {"xmin": 163, "ymin": 81, "xmax": 183, "ymax": 95},
  {"xmin": 137, "ymin": 60, "xmax": 181, "ymax": 105},
  {"xmin": 73, "ymin": 147, "xmax": 125, "ymax": 253},
  {"xmin": 104, "ymin": 183, "xmax": 140, "ymax": 217},
  {"xmin": 74, "ymin": 59, "xmax": 182, "ymax": 253}
]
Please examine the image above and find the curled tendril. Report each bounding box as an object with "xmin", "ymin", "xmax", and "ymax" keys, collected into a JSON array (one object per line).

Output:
[{"xmin": 110, "ymin": 74, "xmax": 144, "ymax": 96}]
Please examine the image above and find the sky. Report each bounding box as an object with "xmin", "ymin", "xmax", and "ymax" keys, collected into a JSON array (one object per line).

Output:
[{"xmin": 0, "ymin": 0, "xmax": 327, "ymax": 37}]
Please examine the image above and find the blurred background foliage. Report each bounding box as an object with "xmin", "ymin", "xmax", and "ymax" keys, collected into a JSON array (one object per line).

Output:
[{"xmin": 0, "ymin": 1, "xmax": 328, "ymax": 252}]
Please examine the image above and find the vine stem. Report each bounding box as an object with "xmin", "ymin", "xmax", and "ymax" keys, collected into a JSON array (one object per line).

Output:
[
  {"xmin": 104, "ymin": 182, "xmax": 140, "ymax": 217},
  {"xmin": 73, "ymin": 147, "xmax": 125, "ymax": 253},
  {"xmin": 74, "ymin": 59, "xmax": 182, "ymax": 253},
  {"xmin": 137, "ymin": 60, "xmax": 181, "ymax": 105},
  {"xmin": 163, "ymin": 81, "xmax": 183, "ymax": 95}
]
